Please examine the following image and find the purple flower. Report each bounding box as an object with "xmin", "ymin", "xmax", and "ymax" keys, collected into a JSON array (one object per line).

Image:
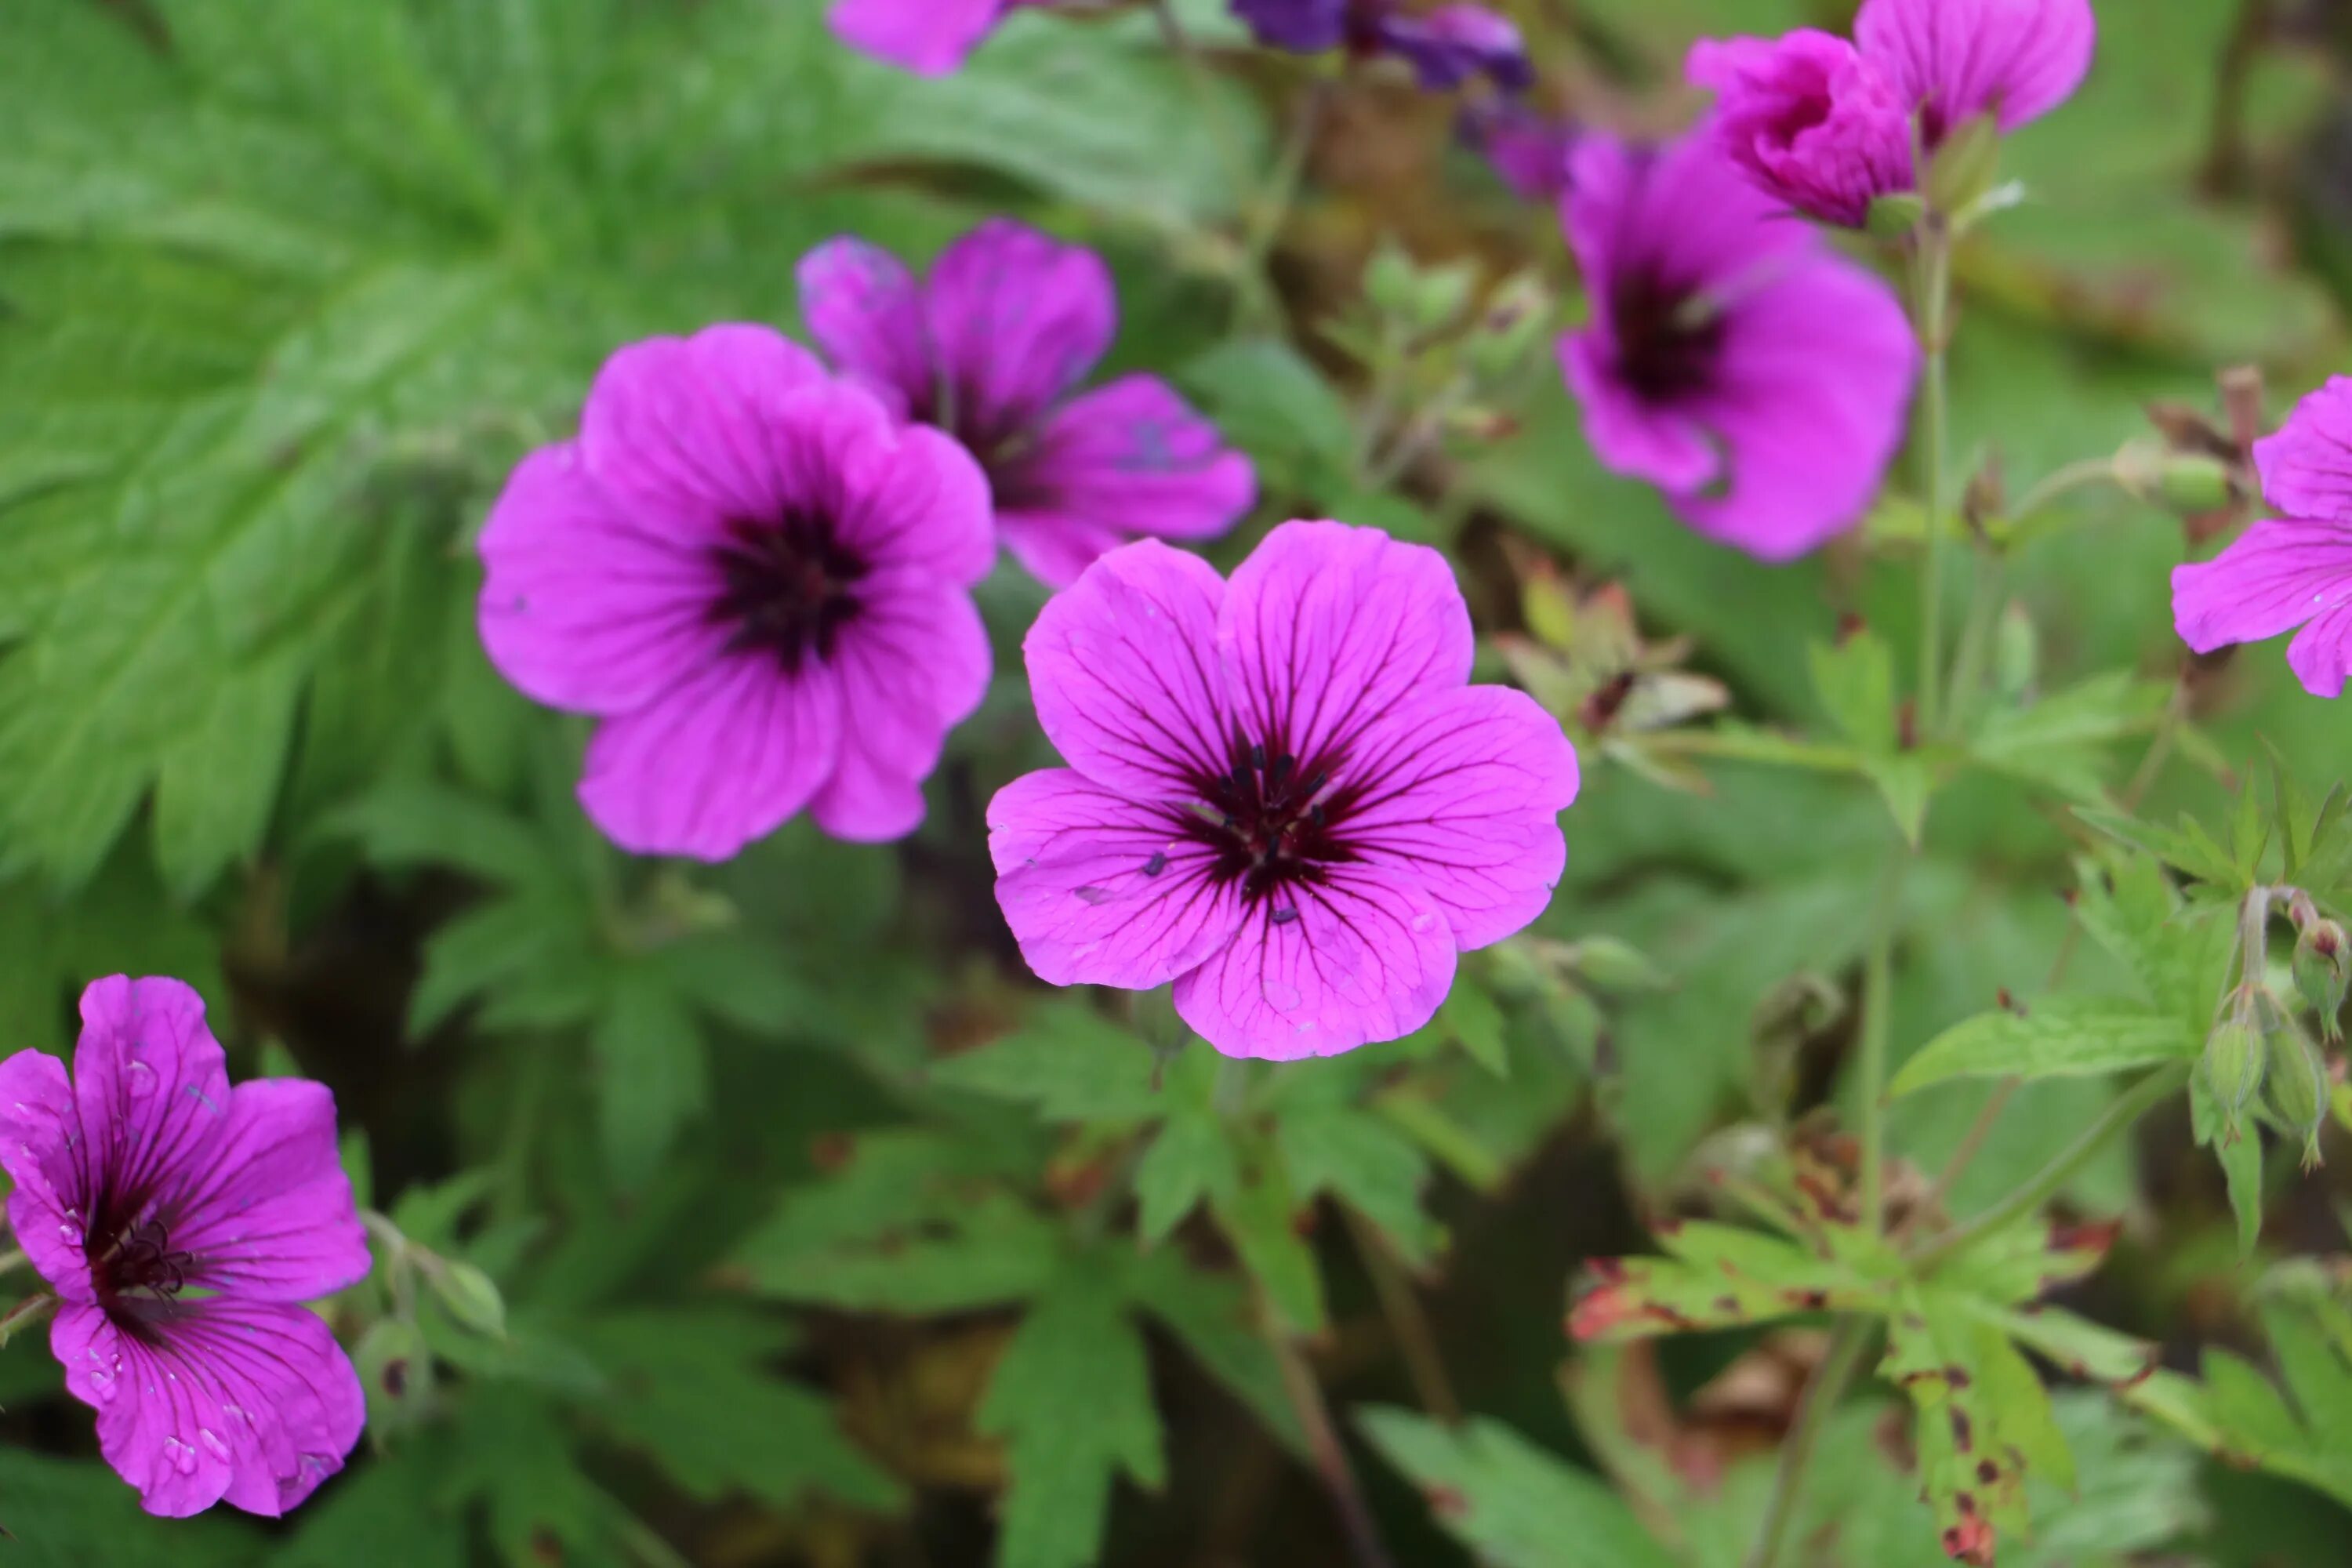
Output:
[
  {"xmin": 477, "ymin": 325, "xmax": 994, "ymax": 855},
  {"xmin": 1232, "ymin": 0, "xmax": 1531, "ymax": 93},
  {"xmin": 0, "ymin": 977, "xmax": 369, "ymax": 1517},
  {"xmin": 989, "ymin": 521, "xmax": 1579, "ymax": 1059},
  {"xmin": 1556, "ymin": 129, "xmax": 1918, "ymax": 561},
  {"xmin": 2174, "ymin": 378, "xmax": 2352, "ymax": 698},
  {"xmin": 1685, "ymin": 31, "xmax": 1911, "ymax": 227},
  {"xmin": 827, "ymin": 0, "xmax": 1033, "ymax": 77},
  {"xmin": 1689, "ymin": 0, "xmax": 2095, "ymax": 223},
  {"xmin": 799, "ymin": 221, "xmax": 1256, "ymax": 587}
]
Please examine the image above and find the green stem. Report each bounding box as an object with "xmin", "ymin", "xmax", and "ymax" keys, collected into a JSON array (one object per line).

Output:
[
  {"xmin": 1911, "ymin": 1064, "xmax": 2190, "ymax": 1270},
  {"xmin": 1742, "ymin": 1318, "xmax": 1875, "ymax": 1568},
  {"xmin": 1915, "ymin": 223, "xmax": 1955, "ymax": 737},
  {"xmin": 1264, "ymin": 1303, "xmax": 1398, "ymax": 1568},
  {"xmin": 1341, "ymin": 1204, "xmax": 1461, "ymax": 1425},
  {"xmin": 1857, "ymin": 851, "xmax": 1907, "ymax": 1232},
  {"xmin": 2009, "ymin": 456, "xmax": 2123, "ymax": 521}
]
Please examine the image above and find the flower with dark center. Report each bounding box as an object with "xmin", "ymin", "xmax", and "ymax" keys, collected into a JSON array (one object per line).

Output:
[
  {"xmin": 799, "ymin": 220, "xmax": 1255, "ymax": 586},
  {"xmin": 477, "ymin": 324, "xmax": 995, "ymax": 856},
  {"xmin": 1557, "ymin": 129, "xmax": 1918, "ymax": 561},
  {"xmin": 990, "ymin": 521, "xmax": 1580, "ymax": 1059},
  {"xmin": 0, "ymin": 975, "xmax": 371, "ymax": 1517}
]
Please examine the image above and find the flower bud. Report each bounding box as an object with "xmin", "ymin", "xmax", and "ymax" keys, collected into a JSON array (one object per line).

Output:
[
  {"xmin": 1864, "ymin": 191, "xmax": 1926, "ymax": 240},
  {"xmin": 1465, "ymin": 273, "xmax": 1555, "ymax": 380},
  {"xmin": 426, "ymin": 1258, "xmax": 509, "ymax": 1340},
  {"xmin": 1994, "ymin": 603, "xmax": 2038, "ymax": 702},
  {"xmin": 1924, "ymin": 113, "xmax": 2002, "ymax": 219},
  {"xmin": 2202, "ymin": 996, "xmax": 2266, "ymax": 1132},
  {"xmin": 2264, "ymin": 1017, "xmax": 2328, "ymax": 1169},
  {"xmin": 1364, "ymin": 241, "xmax": 1421, "ymax": 320},
  {"xmin": 2294, "ymin": 918, "xmax": 2351, "ymax": 1043}
]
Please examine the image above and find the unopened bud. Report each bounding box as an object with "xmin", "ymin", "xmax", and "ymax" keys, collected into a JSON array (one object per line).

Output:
[
  {"xmin": 1864, "ymin": 191, "xmax": 1926, "ymax": 240},
  {"xmin": 1465, "ymin": 274, "xmax": 1555, "ymax": 380},
  {"xmin": 1994, "ymin": 603, "xmax": 2038, "ymax": 702},
  {"xmin": 355, "ymin": 1317, "xmax": 430, "ymax": 1431},
  {"xmin": 2117, "ymin": 440, "xmax": 2236, "ymax": 514},
  {"xmin": 1925, "ymin": 114, "xmax": 2002, "ymax": 218},
  {"xmin": 2295, "ymin": 919, "xmax": 2351, "ymax": 1043},
  {"xmin": 2202, "ymin": 993, "xmax": 2266, "ymax": 1131},
  {"xmin": 2264, "ymin": 1016, "xmax": 2328, "ymax": 1169},
  {"xmin": 1409, "ymin": 261, "xmax": 1479, "ymax": 336},
  {"xmin": 1364, "ymin": 241, "xmax": 1421, "ymax": 320},
  {"xmin": 426, "ymin": 1258, "xmax": 508, "ymax": 1340}
]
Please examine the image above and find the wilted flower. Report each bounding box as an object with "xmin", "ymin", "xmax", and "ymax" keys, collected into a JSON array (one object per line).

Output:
[
  {"xmin": 989, "ymin": 521, "xmax": 1579, "ymax": 1058},
  {"xmin": 477, "ymin": 325, "xmax": 994, "ymax": 855},
  {"xmin": 1688, "ymin": 0, "xmax": 2097, "ymax": 224},
  {"xmin": 2173, "ymin": 377, "xmax": 2352, "ymax": 698},
  {"xmin": 0, "ymin": 978, "xmax": 370, "ymax": 1517},
  {"xmin": 1557, "ymin": 129, "xmax": 1918, "ymax": 560},
  {"xmin": 827, "ymin": 0, "xmax": 1040, "ymax": 76},
  {"xmin": 799, "ymin": 222, "xmax": 1256, "ymax": 586},
  {"xmin": 1232, "ymin": 0, "xmax": 1532, "ymax": 92}
]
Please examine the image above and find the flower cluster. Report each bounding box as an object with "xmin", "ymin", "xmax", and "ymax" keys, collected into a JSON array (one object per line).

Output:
[
  {"xmin": 0, "ymin": 978, "xmax": 369, "ymax": 1517},
  {"xmin": 1688, "ymin": 0, "xmax": 2096, "ymax": 226}
]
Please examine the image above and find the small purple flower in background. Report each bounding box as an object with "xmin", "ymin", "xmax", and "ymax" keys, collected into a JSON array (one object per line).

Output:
[
  {"xmin": 799, "ymin": 220, "xmax": 1256, "ymax": 587},
  {"xmin": 989, "ymin": 521, "xmax": 1578, "ymax": 1059},
  {"xmin": 827, "ymin": 0, "xmax": 1039, "ymax": 77},
  {"xmin": 0, "ymin": 977, "xmax": 370, "ymax": 1517},
  {"xmin": 1688, "ymin": 0, "xmax": 2096, "ymax": 225},
  {"xmin": 1461, "ymin": 100, "xmax": 1577, "ymax": 202},
  {"xmin": 2175, "ymin": 378, "xmax": 2352, "ymax": 698},
  {"xmin": 478, "ymin": 325, "xmax": 994, "ymax": 855},
  {"xmin": 1232, "ymin": 0, "xmax": 1532, "ymax": 93},
  {"xmin": 1557, "ymin": 128, "xmax": 1918, "ymax": 561}
]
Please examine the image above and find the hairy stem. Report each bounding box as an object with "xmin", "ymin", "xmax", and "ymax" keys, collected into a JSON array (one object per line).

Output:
[
  {"xmin": 1857, "ymin": 851, "xmax": 1908, "ymax": 1232},
  {"xmin": 1742, "ymin": 1318, "xmax": 1875, "ymax": 1568},
  {"xmin": 1911, "ymin": 1064, "xmax": 2190, "ymax": 1270},
  {"xmin": 2010, "ymin": 456, "xmax": 2125, "ymax": 522},
  {"xmin": 1915, "ymin": 221, "xmax": 1955, "ymax": 737},
  {"xmin": 1342, "ymin": 1205, "xmax": 1461, "ymax": 1424},
  {"xmin": 1265, "ymin": 1308, "xmax": 1398, "ymax": 1568}
]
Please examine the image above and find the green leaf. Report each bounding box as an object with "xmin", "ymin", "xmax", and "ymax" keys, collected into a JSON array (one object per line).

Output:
[
  {"xmin": 574, "ymin": 1308, "xmax": 899, "ymax": 1510},
  {"xmin": 1569, "ymin": 1221, "xmax": 1894, "ymax": 1341},
  {"xmin": 1134, "ymin": 1105, "xmax": 1242, "ymax": 1245},
  {"xmin": 1359, "ymin": 1407, "xmax": 1678, "ymax": 1568},
  {"xmin": 590, "ymin": 962, "xmax": 708, "ymax": 1191},
  {"xmin": 2076, "ymin": 805, "xmax": 2243, "ymax": 888},
  {"xmin": 274, "ymin": 1445, "xmax": 466, "ymax": 1568},
  {"xmin": 978, "ymin": 1267, "xmax": 1167, "ymax": 1568},
  {"xmin": 1890, "ymin": 996, "xmax": 2197, "ymax": 1096},
  {"xmin": 1125, "ymin": 1247, "xmax": 1304, "ymax": 1454},
  {"xmin": 930, "ymin": 1002, "xmax": 1166, "ymax": 1122},
  {"xmin": 1881, "ymin": 1290, "xmax": 2038, "ymax": 1560},
  {"xmin": 449, "ymin": 1389, "xmax": 634, "ymax": 1568},
  {"xmin": 330, "ymin": 781, "xmax": 563, "ymax": 889},
  {"xmin": 1276, "ymin": 1105, "xmax": 1440, "ymax": 1266},
  {"xmin": 0, "ymin": 1446, "xmax": 258, "ymax": 1567},
  {"xmin": 1968, "ymin": 673, "xmax": 2168, "ymax": 801},
  {"xmin": 1810, "ymin": 630, "xmax": 1900, "ymax": 755},
  {"xmin": 1211, "ymin": 1162, "xmax": 1327, "ymax": 1335},
  {"xmin": 1180, "ymin": 337, "xmax": 1356, "ymax": 503}
]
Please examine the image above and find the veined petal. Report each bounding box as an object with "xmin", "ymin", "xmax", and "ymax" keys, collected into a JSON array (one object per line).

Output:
[
  {"xmin": 2253, "ymin": 377, "xmax": 2352, "ymax": 523},
  {"xmin": 808, "ymin": 570, "xmax": 991, "ymax": 842},
  {"xmin": 0, "ymin": 1047, "xmax": 91, "ymax": 1301},
  {"xmin": 170, "ymin": 1079, "xmax": 368, "ymax": 1303},
  {"xmin": 2173, "ymin": 517, "xmax": 2352, "ymax": 698},
  {"xmin": 924, "ymin": 220, "xmax": 1115, "ymax": 445},
  {"xmin": 1854, "ymin": 0, "xmax": 2096, "ymax": 136},
  {"xmin": 797, "ymin": 237, "xmax": 932, "ymax": 416},
  {"xmin": 990, "ymin": 771, "xmax": 1247, "ymax": 989},
  {"xmin": 71, "ymin": 977, "xmax": 234, "ymax": 1240},
  {"xmin": 1173, "ymin": 863, "xmax": 1457, "ymax": 1060}
]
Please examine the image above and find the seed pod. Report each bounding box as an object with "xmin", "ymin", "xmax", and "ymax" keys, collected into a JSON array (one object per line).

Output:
[
  {"xmin": 2203, "ymin": 1000, "xmax": 2266, "ymax": 1131},
  {"xmin": 2264, "ymin": 1018, "xmax": 2328, "ymax": 1170},
  {"xmin": 2294, "ymin": 918, "xmax": 2351, "ymax": 1043}
]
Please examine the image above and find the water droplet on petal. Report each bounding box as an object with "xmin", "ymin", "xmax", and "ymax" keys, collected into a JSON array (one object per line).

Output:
[
  {"xmin": 198, "ymin": 1428, "xmax": 230, "ymax": 1461},
  {"xmin": 1266, "ymin": 982, "xmax": 1304, "ymax": 1011},
  {"xmin": 1410, "ymin": 913, "xmax": 1436, "ymax": 933},
  {"xmin": 162, "ymin": 1436, "xmax": 198, "ymax": 1475}
]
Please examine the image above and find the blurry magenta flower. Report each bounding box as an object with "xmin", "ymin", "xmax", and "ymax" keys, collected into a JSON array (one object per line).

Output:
[
  {"xmin": 1556, "ymin": 129, "xmax": 1918, "ymax": 560},
  {"xmin": 477, "ymin": 326, "xmax": 993, "ymax": 855},
  {"xmin": 827, "ymin": 0, "xmax": 1036, "ymax": 76},
  {"xmin": 2173, "ymin": 377, "xmax": 2352, "ymax": 698},
  {"xmin": 1461, "ymin": 100, "xmax": 1577, "ymax": 201},
  {"xmin": 1688, "ymin": 0, "xmax": 2096, "ymax": 224},
  {"xmin": 1232, "ymin": 0, "xmax": 1532, "ymax": 92},
  {"xmin": 989, "ymin": 521, "xmax": 1579, "ymax": 1059},
  {"xmin": 799, "ymin": 221, "xmax": 1255, "ymax": 586},
  {"xmin": 0, "ymin": 977, "xmax": 370, "ymax": 1518}
]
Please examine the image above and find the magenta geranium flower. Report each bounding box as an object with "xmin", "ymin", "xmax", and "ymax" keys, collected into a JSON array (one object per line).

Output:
[
  {"xmin": 0, "ymin": 977, "xmax": 369, "ymax": 1517},
  {"xmin": 477, "ymin": 325, "xmax": 994, "ymax": 856},
  {"xmin": 1689, "ymin": 0, "xmax": 2096, "ymax": 225},
  {"xmin": 1557, "ymin": 128, "xmax": 1918, "ymax": 561},
  {"xmin": 989, "ymin": 521, "xmax": 1578, "ymax": 1059},
  {"xmin": 2175, "ymin": 378, "xmax": 2352, "ymax": 698},
  {"xmin": 828, "ymin": 0, "xmax": 1039, "ymax": 76},
  {"xmin": 798, "ymin": 220, "xmax": 1255, "ymax": 586},
  {"xmin": 1232, "ymin": 0, "xmax": 1532, "ymax": 92}
]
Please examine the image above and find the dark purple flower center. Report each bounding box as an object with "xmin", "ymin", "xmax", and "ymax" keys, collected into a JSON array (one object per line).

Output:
[
  {"xmin": 1180, "ymin": 734, "xmax": 1359, "ymax": 907},
  {"xmin": 706, "ymin": 512, "xmax": 869, "ymax": 674},
  {"xmin": 1613, "ymin": 274, "xmax": 1724, "ymax": 403},
  {"xmin": 93, "ymin": 1215, "xmax": 193, "ymax": 1304}
]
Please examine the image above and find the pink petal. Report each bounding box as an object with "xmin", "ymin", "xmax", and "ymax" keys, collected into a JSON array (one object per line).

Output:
[
  {"xmin": 1024, "ymin": 539, "xmax": 1232, "ymax": 800},
  {"xmin": 71, "ymin": 976, "xmax": 234, "ymax": 1229},
  {"xmin": 992, "ymin": 374, "xmax": 1257, "ymax": 587},
  {"xmin": 989, "ymin": 770, "xmax": 1247, "ymax": 989},
  {"xmin": 57, "ymin": 1298, "xmax": 362, "ymax": 1519},
  {"xmin": 1562, "ymin": 130, "xmax": 1812, "ymax": 310},
  {"xmin": 2172, "ymin": 517, "xmax": 2352, "ymax": 698},
  {"xmin": 829, "ymin": 419, "xmax": 996, "ymax": 586},
  {"xmin": 1172, "ymin": 863, "xmax": 1457, "ymax": 1060},
  {"xmin": 1340, "ymin": 687, "xmax": 1579, "ymax": 950},
  {"xmin": 2252, "ymin": 377, "xmax": 2352, "ymax": 523},
  {"xmin": 579, "ymin": 324, "xmax": 829, "ymax": 532},
  {"xmin": 1854, "ymin": 0, "xmax": 2096, "ymax": 135},
  {"xmin": 477, "ymin": 444, "xmax": 728, "ymax": 714},
  {"xmin": 807, "ymin": 570, "xmax": 991, "ymax": 842},
  {"xmin": 924, "ymin": 220, "xmax": 1115, "ymax": 443},
  {"xmin": 1686, "ymin": 32, "xmax": 1914, "ymax": 226},
  {"xmin": 1558, "ymin": 330, "xmax": 1723, "ymax": 496},
  {"xmin": 579, "ymin": 655, "xmax": 844, "ymax": 860},
  {"xmin": 1218, "ymin": 521, "xmax": 1473, "ymax": 773},
  {"xmin": 169, "ymin": 1080, "xmax": 368, "ymax": 1303},
  {"xmin": 0, "ymin": 1047, "xmax": 92, "ymax": 1301},
  {"xmin": 827, "ymin": 0, "xmax": 1007, "ymax": 76},
  {"xmin": 797, "ymin": 237, "xmax": 930, "ymax": 418}
]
